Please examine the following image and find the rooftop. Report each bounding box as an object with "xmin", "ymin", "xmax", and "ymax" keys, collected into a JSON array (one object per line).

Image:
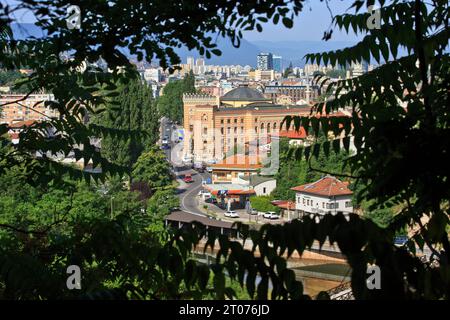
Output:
[
  {"xmin": 217, "ymin": 103, "xmax": 311, "ymax": 113},
  {"xmin": 212, "ymin": 154, "xmax": 262, "ymax": 170},
  {"xmin": 8, "ymin": 120, "xmax": 37, "ymax": 128},
  {"xmin": 271, "ymin": 200, "xmax": 296, "ymax": 210},
  {"xmin": 203, "ymin": 184, "xmax": 256, "ymax": 196},
  {"xmin": 291, "ymin": 175, "xmax": 353, "ymax": 197},
  {"xmin": 221, "ymin": 85, "xmax": 269, "ymax": 101},
  {"xmin": 240, "ymin": 175, "xmax": 275, "ymax": 186},
  {"xmin": 272, "ymin": 127, "xmax": 308, "ymax": 139},
  {"xmin": 165, "ymin": 211, "xmax": 235, "ymax": 229}
]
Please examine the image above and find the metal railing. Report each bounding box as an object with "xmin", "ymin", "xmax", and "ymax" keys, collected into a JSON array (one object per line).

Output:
[{"xmin": 317, "ymin": 281, "xmax": 354, "ymax": 300}]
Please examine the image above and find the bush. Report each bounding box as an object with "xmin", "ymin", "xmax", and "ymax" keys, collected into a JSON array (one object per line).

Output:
[{"xmin": 249, "ymin": 196, "xmax": 279, "ymax": 213}]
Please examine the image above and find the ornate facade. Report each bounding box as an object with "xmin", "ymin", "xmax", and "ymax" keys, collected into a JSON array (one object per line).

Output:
[{"xmin": 182, "ymin": 85, "xmax": 312, "ymax": 163}]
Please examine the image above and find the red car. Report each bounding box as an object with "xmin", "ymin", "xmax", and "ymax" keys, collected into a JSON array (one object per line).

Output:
[{"xmin": 183, "ymin": 174, "xmax": 193, "ymax": 183}]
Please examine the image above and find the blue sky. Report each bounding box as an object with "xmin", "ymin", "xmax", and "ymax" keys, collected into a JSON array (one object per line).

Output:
[
  {"xmin": 244, "ymin": 0, "xmax": 360, "ymax": 42},
  {"xmin": 4, "ymin": 0, "xmax": 360, "ymax": 42}
]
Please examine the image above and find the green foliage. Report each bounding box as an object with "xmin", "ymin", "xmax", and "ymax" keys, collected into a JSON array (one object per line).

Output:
[
  {"xmin": 0, "ymin": 165, "xmax": 178, "ymax": 299},
  {"xmin": 1, "ymin": 0, "xmax": 449, "ymax": 301},
  {"xmin": 0, "ymin": 70, "xmax": 22, "ymax": 85},
  {"xmin": 249, "ymin": 196, "xmax": 279, "ymax": 213},
  {"xmin": 2, "ymin": 0, "xmax": 300, "ymax": 184},
  {"xmin": 325, "ymin": 69, "xmax": 346, "ymax": 79},
  {"xmin": 157, "ymin": 71, "xmax": 195, "ymax": 123},
  {"xmin": 273, "ymin": 137, "xmax": 351, "ymax": 201},
  {"xmin": 0, "ymin": 70, "xmax": 29, "ymax": 92},
  {"xmin": 94, "ymin": 79, "xmax": 159, "ymax": 171},
  {"xmin": 147, "ymin": 189, "xmax": 180, "ymax": 217},
  {"xmin": 132, "ymin": 147, "xmax": 172, "ymax": 190},
  {"xmin": 282, "ymin": 0, "xmax": 450, "ymax": 299}
]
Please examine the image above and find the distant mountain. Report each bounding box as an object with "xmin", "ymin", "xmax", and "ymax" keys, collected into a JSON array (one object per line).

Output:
[
  {"xmin": 9, "ymin": 23, "xmax": 360, "ymax": 67},
  {"xmin": 170, "ymin": 39, "xmax": 358, "ymax": 67},
  {"xmin": 175, "ymin": 37, "xmax": 261, "ymax": 66}
]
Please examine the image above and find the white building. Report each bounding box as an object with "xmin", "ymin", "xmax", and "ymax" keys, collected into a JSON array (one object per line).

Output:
[
  {"xmin": 240, "ymin": 175, "xmax": 276, "ymax": 196},
  {"xmin": 291, "ymin": 175, "xmax": 353, "ymax": 216},
  {"xmin": 187, "ymin": 56, "xmax": 195, "ymax": 70},
  {"xmin": 144, "ymin": 68, "xmax": 162, "ymax": 83}
]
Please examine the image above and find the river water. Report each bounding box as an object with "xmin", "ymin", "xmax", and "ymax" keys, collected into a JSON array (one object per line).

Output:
[{"xmin": 192, "ymin": 252, "xmax": 350, "ymax": 297}]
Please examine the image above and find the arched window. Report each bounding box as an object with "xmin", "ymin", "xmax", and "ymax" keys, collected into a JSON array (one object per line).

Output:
[
  {"xmin": 273, "ymin": 122, "xmax": 277, "ymax": 130},
  {"xmin": 267, "ymin": 123, "xmax": 271, "ymax": 133},
  {"xmin": 202, "ymin": 114, "xmax": 207, "ymax": 121}
]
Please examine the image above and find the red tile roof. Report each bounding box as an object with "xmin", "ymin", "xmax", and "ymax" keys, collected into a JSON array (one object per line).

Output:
[
  {"xmin": 271, "ymin": 200, "xmax": 295, "ymax": 210},
  {"xmin": 281, "ymin": 81, "xmax": 300, "ymax": 86},
  {"xmin": 8, "ymin": 120, "xmax": 36, "ymax": 128},
  {"xmin": 212, "ymin": 154, "xmax": 262, "ymax": 170},
  {"xmin": 274, "ymin": 127, "xmax": 307, "ymax": 139},
  {"xmin": 291, "ymin": 175, "xmax": 353, "ymax": 197}
]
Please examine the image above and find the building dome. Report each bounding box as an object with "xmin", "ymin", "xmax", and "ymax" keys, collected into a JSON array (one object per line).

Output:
[{"xmin": 221, "ymin": 86, "xmax": 267, "ymax": 101}]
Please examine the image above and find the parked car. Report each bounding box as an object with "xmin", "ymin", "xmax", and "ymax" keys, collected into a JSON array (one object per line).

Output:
[
  {"xmin": 263, "ymin": 211, "xmax": 279, "ymax": 219},
  {"xmin": 249, "ymin": 209, "xmax": 258, "ymax": 215},
  {"xmin": 183, "ymin": 174, "xmax": 193, "ymax": 183},
  {"xmin": 194, "ymin": 162, "xmax": 205, "ymax": 172},
  {"xmin": 224, "ymin": 211, "xmax": 239, "ymax": 218},
  {"xmin": 206, "ymin": 166, "xmax": 213, "ymax": 173},
  {"xmin": 198, "ymin": 190, "xmax": 212, "ymax": 198},
  {"xmin": 270, "ymin": 213, "xmax": 280, "ymax": 220}
]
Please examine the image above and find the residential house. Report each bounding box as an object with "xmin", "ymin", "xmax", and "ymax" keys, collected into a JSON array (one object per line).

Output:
[{"xmin": 291, "ymin": 175, "xmax": 353, "ymax": 217}]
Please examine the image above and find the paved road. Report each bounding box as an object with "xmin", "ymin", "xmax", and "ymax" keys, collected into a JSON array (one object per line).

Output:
[
  {"xmin": 160, "ymin": 117, "xmax": 175, "ymax": 162},
  {"xmin": 160, "ymin": 117, "xmax": 211, "ymax": 216},
  {"xmin": 176, "ymin": 168, "xmax": 211, "ymax": 216}
]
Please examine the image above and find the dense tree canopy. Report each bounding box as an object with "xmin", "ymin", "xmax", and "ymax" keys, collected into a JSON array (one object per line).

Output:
[
  {"xmin": 131, "ymin": 147, "xmax": 173, "ymax": 196},
  {"xmin": 273, "ymin": 137, "xmax": 351, "ymax": 200},
  {"xmin": 93, "ymin": 78, "xmax": 159, "ymax": 171},
  {"xmin": 157, "ymin": 71, "xmax": 196, "ymax": 123},
  {"xmin": 325, "ymin": 68, "xmax": 346, "ymax": 79}
]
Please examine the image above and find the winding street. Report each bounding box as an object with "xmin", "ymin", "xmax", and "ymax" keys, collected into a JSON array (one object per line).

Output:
[{"xmin": 160, "ymin": 117, "xmax": 210, "ymax": 217}]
